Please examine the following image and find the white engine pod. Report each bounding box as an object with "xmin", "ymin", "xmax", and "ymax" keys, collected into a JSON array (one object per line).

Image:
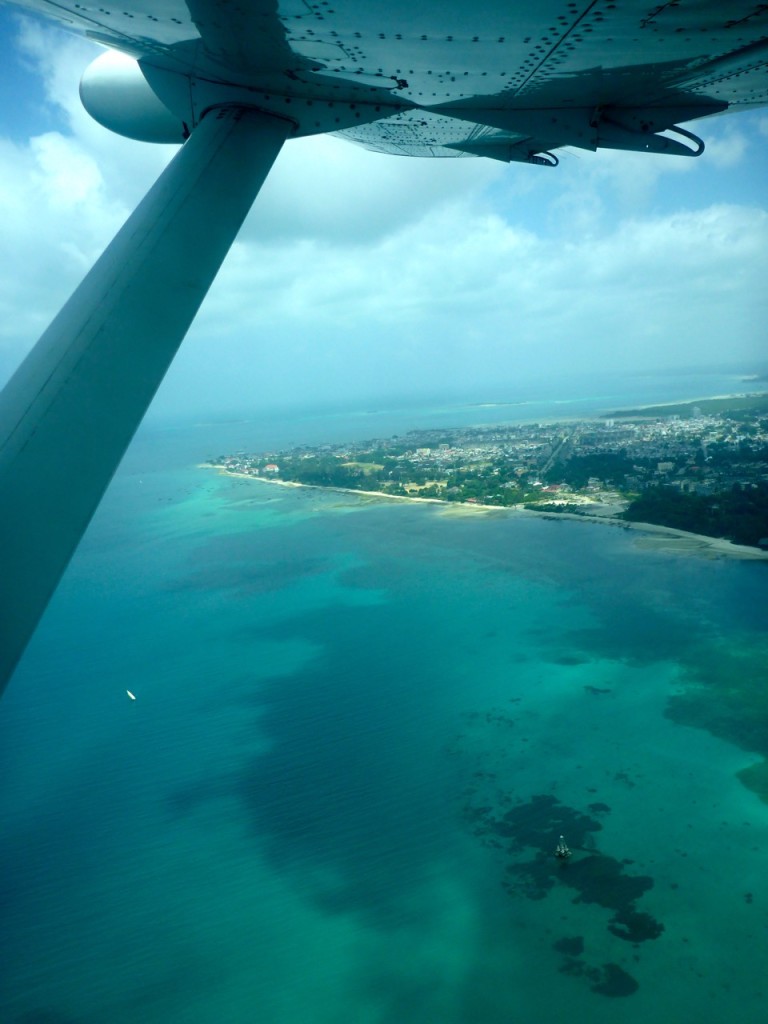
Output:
[{"xmin": 79, "ymin": 51, "xmax": 188, "ymax": 143}]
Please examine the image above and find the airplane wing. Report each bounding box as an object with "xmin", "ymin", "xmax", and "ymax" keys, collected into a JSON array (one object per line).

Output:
[
  {"xmin": 7, "ymin": 1, "xmax": 768, "ymax": 156},
  {"xmin": 1, "ymin": 0, "xmax": 767, "ymax": 692}
]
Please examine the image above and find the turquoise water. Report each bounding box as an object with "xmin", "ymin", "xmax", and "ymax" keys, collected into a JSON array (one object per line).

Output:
[{"xmin": 2, "ymin": 383, "xmax": 768, "ymax": 1023}]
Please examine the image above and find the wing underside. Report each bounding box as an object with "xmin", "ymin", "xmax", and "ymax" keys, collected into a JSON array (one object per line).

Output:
[{"xmin": 8, "ymin": 0, "xmax": 768, "ymax": 159}]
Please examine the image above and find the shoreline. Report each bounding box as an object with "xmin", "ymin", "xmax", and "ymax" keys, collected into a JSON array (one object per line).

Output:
[
  {"xmin": 200, "ymin": 465, "xmax": 768, "ymax": 561},
  {"xmin": 606, "ymin": 389, "xmax": 768, "ymax": 418}
]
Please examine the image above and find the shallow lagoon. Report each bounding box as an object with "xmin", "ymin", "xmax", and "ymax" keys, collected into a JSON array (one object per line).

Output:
[{"xmin": 2, "ymin": 411, "xmax": 768, "ymax": 1024}]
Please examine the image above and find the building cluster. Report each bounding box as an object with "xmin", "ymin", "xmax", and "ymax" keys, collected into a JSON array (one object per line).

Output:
[{"xmin": 208, "ymin": 401, "xmax": 768, "ymax": 512}]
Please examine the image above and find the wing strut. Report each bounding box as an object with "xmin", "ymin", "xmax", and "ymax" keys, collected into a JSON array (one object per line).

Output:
[{"xmin": 0, "ymin": 106, "xmax": 291, "ymax": 694}]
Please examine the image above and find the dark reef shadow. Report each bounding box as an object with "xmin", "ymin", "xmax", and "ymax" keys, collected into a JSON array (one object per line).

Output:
[{"xmin": 169, "ymin": 600, "xmax": 466, "ymax": 926}]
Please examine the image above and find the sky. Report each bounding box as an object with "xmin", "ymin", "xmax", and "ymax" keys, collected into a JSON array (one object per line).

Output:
[{"xmin": 0, "ymin": 8, "xmax": 767, "ymax": 421}]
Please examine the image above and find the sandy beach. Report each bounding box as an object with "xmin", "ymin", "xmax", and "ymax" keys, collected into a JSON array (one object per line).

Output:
[{"xmin": 201, "ymin": 465, "xmax": 768, "ymax": 561}]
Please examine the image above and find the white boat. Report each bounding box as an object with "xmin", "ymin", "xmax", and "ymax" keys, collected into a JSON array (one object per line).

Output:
[{"xmin": 126, "ymin": 690, "xmax": 136, "ymax": 700}]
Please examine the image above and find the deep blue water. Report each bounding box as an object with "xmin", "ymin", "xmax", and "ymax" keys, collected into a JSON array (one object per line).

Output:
[{"xmin": 2, "ymin": 377, "xmax": 768, "ymax": 1023}]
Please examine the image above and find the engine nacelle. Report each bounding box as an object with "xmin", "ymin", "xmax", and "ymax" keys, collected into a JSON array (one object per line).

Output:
[{"xmin": 80, "ymin": 51, "xmax": 188, "ymax": 144}]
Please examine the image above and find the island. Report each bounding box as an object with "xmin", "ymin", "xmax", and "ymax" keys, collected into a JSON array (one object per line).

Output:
[{"xmin": 204, "ymin": 393, "xmax": 768, "ymax": 551}]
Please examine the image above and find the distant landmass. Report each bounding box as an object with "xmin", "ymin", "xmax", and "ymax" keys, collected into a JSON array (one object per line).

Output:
[
  {"xmin": 207, "ymin": 393, "xmax": 768, "ymax": 549},
  {"xmin": 606, "ymin": 392, "xmax": 768, "ymax": 420}
]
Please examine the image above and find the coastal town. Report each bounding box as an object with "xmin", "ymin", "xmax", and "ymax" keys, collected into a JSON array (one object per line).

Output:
[{"xmin": 208, "ymin": 394, "xmax": 768, "ymax": 549}]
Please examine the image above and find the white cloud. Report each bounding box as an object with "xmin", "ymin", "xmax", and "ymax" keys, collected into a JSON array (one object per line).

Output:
[
  {"xmin": 166, "ymin": 198, "xmax": 765, "ymax": 413},
  {"xmin": 702, "ymin": 124, "xmax": 749, "ymax": 169},
  {"xmin": 29, "ymin": 132, "xmax": 104, "ymax": 206},
  {"xmin": 246, "ymin": 134, "xmax": 502, "ymax": 244},
  {"xmin": 0, "ymin": 131, "xmax": 126, "ymax": 344}
]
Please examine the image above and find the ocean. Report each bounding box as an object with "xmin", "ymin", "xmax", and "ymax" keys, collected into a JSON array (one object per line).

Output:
[{"xmin": 2, "ymin": 370, "xmax": 767, "ymax": 1024}]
